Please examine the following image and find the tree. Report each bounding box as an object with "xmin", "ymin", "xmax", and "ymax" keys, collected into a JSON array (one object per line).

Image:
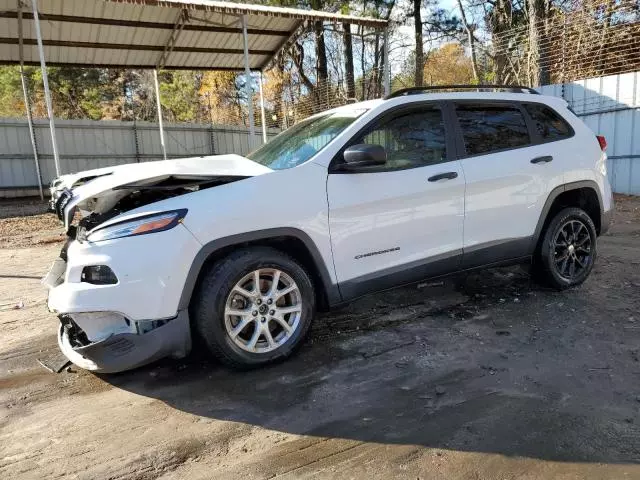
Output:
[
  {"xmin": 423, "ymin": 43, "xmax": 474, "ymax": 85},
  {"xmin": 413, "ymin": 0, "xmax": 424, "ymax": 86},
  {"xmin": 401, "ymin": 0, "xmax": 461, "ymax": 88},
  {"xmin": 158, "ymin": 71, "xmax": 201, "ymax": 123},
  {"xmin": 0, "ymin": 67, "xmax": 27, "ymax": 118},
  {"xmin": 527, "ymin": 0, "xmax": 551, "ymax": 86},
  {"xmin": 342, "ymin": 22, "xmax": 356, "ymax": 99},
  {"xmin": 455, "ymin": 0, "xmax": 479, "ymax": 82},
  {"xmin": 199, "ymin": 71, "xmax": 244, "ymax": 126}
]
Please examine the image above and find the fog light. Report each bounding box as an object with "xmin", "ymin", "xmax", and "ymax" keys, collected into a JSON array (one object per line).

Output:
[{"xmin": 81, "ymin": 265, "xmax": 118, "ymax": 285}]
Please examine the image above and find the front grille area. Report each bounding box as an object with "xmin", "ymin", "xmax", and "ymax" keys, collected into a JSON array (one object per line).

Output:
[
  {"xmin": 54, "ymin": 188, "xmax": 73, "ymax": 220},
  {"xmin": 60, "ymin": 315, "xmax": 90, "ymax": 348}
]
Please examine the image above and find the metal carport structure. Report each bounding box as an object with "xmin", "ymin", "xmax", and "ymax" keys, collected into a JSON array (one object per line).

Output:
[{"xmin": 0, "ymin": 0, "xmax": 388, "ymax": 197}]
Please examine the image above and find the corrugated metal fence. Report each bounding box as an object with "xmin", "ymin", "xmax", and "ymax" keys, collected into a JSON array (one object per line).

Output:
[
  {"xmin": 0, "ymin": 118, "xmax": 278, "ymax": 196},
  {"xmin": 538, "ymin": 71, "xmax": 640, "ymax": 195}
]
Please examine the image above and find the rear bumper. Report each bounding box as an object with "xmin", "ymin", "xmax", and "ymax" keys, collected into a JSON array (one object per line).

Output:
[{"xmin": 57, "ymin": 311, "xmax": 191, "ymax": 373}]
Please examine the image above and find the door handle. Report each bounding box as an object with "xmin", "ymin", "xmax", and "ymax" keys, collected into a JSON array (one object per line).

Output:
[
  {"xmin": 428, "ymin": 172, "xmax": 458, "ymax": 182},
  {"xmin": 531, "ymin": 155, "xmax": 553, "ymax": 164}
]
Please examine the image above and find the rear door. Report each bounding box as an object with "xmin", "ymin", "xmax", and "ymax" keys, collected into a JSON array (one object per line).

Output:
[{"xmin": 452, "ymin": 101, "xmax": 568, "ymax": 267}]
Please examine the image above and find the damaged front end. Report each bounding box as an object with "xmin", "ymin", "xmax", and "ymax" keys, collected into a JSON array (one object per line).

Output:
[
  {"xmin": 57, "ymin": 312, "xmax": 190, "ymax": 373},
  {"xmin": 44, "ymin": 155, "xmax": 272, "ymax": 372},
  {"xmin": 61, "ymin": 174, "xmax": 247, "ymax": 236}
]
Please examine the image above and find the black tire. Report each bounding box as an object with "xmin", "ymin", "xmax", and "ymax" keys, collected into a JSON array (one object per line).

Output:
[
  {"xmin": 536, "ymin": 207, "xmax": 597, "ymax": 290},
  {"xmin": 191, "ymin": 247, "xmax": 315, "ymax": 369}
]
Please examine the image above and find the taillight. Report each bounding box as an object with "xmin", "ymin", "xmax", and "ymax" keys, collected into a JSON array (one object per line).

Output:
[{"xmin": 596, "ymin": 135, "xmax": 607, "ymax": 151}]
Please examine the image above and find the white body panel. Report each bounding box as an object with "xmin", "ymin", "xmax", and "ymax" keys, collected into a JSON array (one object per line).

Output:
[
  {"xmin": 180, "ymin": 161, "xmax": 337, "ymax": 283},
  {"xmin": 48, "ymin": 224, "xmax": 202, "ymax": 320},
  {"xmin": 328, "ymin": 161, "xmax": 465, "ymax": 282},
  {"xmin": 461, "ymin": 141, "xmax": 566, "ymax": 249}
]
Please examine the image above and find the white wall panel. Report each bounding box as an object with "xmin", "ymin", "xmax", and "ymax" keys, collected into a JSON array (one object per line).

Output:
[
  {"xmin": 538, "ymin": 71, "xmax": 640, "ymax": 195},
  {"xmin": 0, "ymin": 118, "xmax": 277, "ymax": 193}
]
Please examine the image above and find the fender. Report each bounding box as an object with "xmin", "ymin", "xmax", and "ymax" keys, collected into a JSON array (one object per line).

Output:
[
  {"xmin": 177, "ymin": 227, "xmax": 342, "ymax": 311},
  {"xmin": 530, "ymin": 180, "xmax": 604, "ymax": 252}
]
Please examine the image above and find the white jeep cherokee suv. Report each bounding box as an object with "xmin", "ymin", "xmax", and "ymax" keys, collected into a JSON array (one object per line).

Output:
[{"xmin": 44, "ymin": 86, "xmax": 613, "ymax": 372}]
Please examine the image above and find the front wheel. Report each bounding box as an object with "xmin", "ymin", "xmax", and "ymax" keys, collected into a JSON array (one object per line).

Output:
[
  {"xmin": 537, "ymin": 207, "xmax": 597, "ymax": 290},
  {"xmin": 192, "ymin": 247, "xmax": 315, "ymax": 369}
]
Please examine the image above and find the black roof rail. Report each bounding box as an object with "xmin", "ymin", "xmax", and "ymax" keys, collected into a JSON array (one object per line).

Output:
[{"xmin": 386, "ymin": 84, "xmax": 540, "ymax": 99}]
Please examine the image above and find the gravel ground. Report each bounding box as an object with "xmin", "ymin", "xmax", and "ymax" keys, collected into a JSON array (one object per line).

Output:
[
  {"xmin": 0, "ymin": 198, "xmax": 64, "ymax": 249},
  {"xmin": 0, "ymin": 195, "xmax": 639, "ymax": 479}
]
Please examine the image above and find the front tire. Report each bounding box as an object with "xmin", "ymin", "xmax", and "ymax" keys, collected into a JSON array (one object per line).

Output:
[
  {"xmin": 537, "ymin": 207, "xmax": 597, "ymax": 290},
  {"xmin": 192, "ymin": 247, "xmax": 315, "ymax": 369}
]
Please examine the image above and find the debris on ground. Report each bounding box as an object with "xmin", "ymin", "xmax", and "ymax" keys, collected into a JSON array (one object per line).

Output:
[
  {"xmin": 0, "ymin": 300, "xmax": 24, "ymax": 311},
  {"xmin": 37, "ymin": 358, "xmax": 71, "ymax": 374}
]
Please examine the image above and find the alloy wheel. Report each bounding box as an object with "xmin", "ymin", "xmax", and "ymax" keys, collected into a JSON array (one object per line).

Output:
[
  {"xmin": 224, "ymin": 268, "xmax": 302, "ymax": 353},
  {"xmin": 552, "ymin": 219, "xmax": 592, "ymax": 280}
]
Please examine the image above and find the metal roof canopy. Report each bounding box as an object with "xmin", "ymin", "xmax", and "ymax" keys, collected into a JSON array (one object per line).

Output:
[
  {"xmin": 0, "ymin": 0, "xmax": 387, "ymax": 70},
  {"xmin": 0, "ymin": 0, "xmax": 389, "ymax": 191}
]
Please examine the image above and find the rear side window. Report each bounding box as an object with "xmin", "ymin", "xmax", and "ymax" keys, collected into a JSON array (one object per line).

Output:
[
  {"xmin": 455, "ymin": 104, "xmax": 530, "ymax": 156},
  {"xmin": 524, "ymin": 104, "xmax": 572, "ymax": 141}
]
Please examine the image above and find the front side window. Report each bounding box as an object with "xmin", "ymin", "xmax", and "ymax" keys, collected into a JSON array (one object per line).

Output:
[
  {"xmin": 356, "ymin": 107, "xmax": 447, "ymax": 171},
  {"xmin": 524, "ymin": 104, "xmax": 572, "ymax": 141},
  {"xmin": 456, "ymin": 104, "xmax": 530, "ymax": 156},
  {"xmin": 248, "ymin": 108, "xmax": 367, "ymax": 170}
]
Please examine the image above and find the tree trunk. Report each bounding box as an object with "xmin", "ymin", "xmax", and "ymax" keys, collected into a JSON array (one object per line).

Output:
[
  {"xmin": 413, "ymin": 0, "xmax": 424, "ymax": 87},
  {"xmin": 342, "ymin": 22, "xmax": 356, "ymax": 99},
  {"xmin": 528, "ymin": 0, "xmax": 550, "ymax": 86},
  {"xmin": 314, "ymin": 20, "xmax": 328, "ymax": 108},
  {"xmin": 456, "ymin": 0, "xmax": 479, "ymax": 83},
  {"xmin": 596, "ymin": 0, "xmax": 615, "ymax": 75},
  {"xmin": 373, "ymin": 32, "xmax": 381, "ymax": 97},
  {"xmin": 359, "ymin": 25, "xmax": 366, "ymax": 100},
  {"xmin": 490, "ymin": 0, "xmax": 512, "ymax": 84}
]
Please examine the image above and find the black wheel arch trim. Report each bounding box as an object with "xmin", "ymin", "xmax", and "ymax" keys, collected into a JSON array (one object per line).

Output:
[
  {"xmin": 178, "ymin": 228, "xmax": 342, "ymax": 312},
  {"xmin": 531, "ymin": 180, "xmax": 605, "ymax": 253}
]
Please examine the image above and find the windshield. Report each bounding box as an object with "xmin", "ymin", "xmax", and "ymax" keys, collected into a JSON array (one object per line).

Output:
[{"xmin": 248, "ymin": 108, "xmax": 367, "ymax": 170}]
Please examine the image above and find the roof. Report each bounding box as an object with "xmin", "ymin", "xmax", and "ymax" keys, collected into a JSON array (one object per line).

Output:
[{"xmin": 0, "ymin": 0, "xmax": 387, "ymax": 71}]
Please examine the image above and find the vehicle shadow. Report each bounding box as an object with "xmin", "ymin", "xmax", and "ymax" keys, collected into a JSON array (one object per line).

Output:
[{"xmin": 102, "ymin": 266, "xmax": 640, "ymax": 465}]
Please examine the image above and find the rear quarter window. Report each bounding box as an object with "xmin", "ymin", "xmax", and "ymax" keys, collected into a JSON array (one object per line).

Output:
[{"xmin": 524, "ymin": 104, "xmax": 572, "ymax": 141}]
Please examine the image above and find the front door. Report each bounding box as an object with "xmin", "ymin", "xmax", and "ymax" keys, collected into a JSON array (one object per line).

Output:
[{"xmin": 327, "ymin": 104, "xmax": 465, "ymax": 300}]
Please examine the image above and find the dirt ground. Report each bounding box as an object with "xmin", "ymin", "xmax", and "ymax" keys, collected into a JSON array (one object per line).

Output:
[{"xmin": 1, "ymin": 195, "xmax": 639, "ymax": 480}]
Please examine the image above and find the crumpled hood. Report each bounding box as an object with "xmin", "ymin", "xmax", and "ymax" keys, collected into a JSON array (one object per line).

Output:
[
  {"xmin": 60, "ymin": 154, "xmax": 272, "ymax": 229},
  {"xmin": 51, "ymin": 166, "xmax": 115, "ymax": 191}
]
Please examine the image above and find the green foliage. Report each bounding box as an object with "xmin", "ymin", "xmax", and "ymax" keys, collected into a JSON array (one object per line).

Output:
[
  {"xmin": 0, "ymin": 66, "xmax": 25, "ymax": 117},
  {"xmin": 158, "ymin": 71, "xmax": 201, "ymax": 123}
]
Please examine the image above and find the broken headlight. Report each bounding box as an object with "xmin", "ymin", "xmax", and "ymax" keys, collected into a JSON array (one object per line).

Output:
[{"xmin": 86, "ymin": 209, "xmax": 187, "ymax": 243}]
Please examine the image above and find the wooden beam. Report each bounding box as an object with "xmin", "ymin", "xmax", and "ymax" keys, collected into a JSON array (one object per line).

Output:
[
  {"xmin": 261, "ymin": 20, "xmax": 305, "ymax": 71},
  {"xmin": 0, "ymin": 37, "xmax": 274, "ymax": 56},
  {"xmin": 0, "ymin": 60, "xmax": 252, "ymax": 71},
  {"xmin": 157, "ymin": 8, "xmax": 189, "ymax": 69},
  {"xmin": 0, "ymin": 12, "xmax": 291, "ymax": 36}
]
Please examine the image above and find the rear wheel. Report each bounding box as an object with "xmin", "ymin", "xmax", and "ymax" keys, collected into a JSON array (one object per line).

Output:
[
  {"xmin": 192, "ymin": 247, "xmax": 315, "ymax": 369},
  {"xmin": 537, "ymin": 207, "xmax": 597, "ymax": 289}
]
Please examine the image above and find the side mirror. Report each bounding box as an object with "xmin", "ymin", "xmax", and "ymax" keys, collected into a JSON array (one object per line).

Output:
[{"xmin": 340, "ymin": 144, "xmax": 387, "ymax": 170}]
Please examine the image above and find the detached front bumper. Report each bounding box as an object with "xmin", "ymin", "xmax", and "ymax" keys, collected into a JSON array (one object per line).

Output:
[{"xmin": 57, "ymin": 311, "xmax": 190, "ymax": 373}]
